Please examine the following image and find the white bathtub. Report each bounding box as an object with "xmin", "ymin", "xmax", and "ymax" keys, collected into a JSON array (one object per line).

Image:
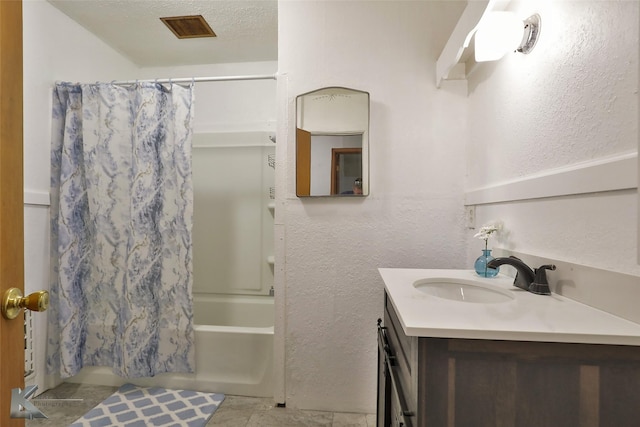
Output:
[{"xmin": 66, "ymin": 294, "xmax": 275, "ymax": 397}]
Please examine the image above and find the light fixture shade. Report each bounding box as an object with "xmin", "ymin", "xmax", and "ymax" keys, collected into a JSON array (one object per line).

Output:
[{"xmin": 474, "ymin": 12, "xmax": 524, "ymax": 62}]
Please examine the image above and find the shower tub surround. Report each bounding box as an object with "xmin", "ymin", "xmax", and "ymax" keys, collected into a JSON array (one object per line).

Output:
[
  {"xmin": 67, "ymin": 293, "xmax": 274, "ymax": 397},
  {"xmin": 192, "ymin": 131, "xmax": 275, "ymax": 298}
]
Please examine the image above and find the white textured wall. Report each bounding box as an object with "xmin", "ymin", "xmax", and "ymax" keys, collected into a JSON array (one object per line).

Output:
[
  {"xmin": 466, "ymin": 1, "xmax": 640, "ymax": 276},
  {"xmin": 24, "ymin": 0, "xmax": 140, "ymax": 194},
  {"xmin": 278, "ymin": 0, "xmax": 468, "ymax": 412}
]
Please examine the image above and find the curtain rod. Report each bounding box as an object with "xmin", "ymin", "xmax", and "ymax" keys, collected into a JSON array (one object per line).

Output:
[{"xmin": 111, "ymin": 73, "xmax": 277, "ymax": 85}]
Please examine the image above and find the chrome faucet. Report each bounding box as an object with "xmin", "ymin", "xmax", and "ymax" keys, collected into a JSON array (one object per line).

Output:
[{"xmin": 486, "ymin": 256, "xmax": 556, "ymax": 295}]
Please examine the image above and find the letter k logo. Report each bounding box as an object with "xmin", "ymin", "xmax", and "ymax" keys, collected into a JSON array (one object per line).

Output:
[{"xmin": 10, "ymin": 386, "xmax": 47, "ymax": 419}]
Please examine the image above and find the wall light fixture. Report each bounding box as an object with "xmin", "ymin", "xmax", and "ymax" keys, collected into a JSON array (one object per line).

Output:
[{"xmin": 474, "ymin": 12, "xmax": 541, "ymax": 62}]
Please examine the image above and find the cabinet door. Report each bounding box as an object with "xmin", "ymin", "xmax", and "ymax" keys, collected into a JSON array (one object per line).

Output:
[
  {"xmin": 388, "ymin": 364, "xmax": 413, "ymax": 427},
  {"xmin": 379, "ymin": 316, "xmax": 414, "ymax": 427},
  {"xmin": 377, "ymin": 320, "xmax": 391, "ymax": 427}
]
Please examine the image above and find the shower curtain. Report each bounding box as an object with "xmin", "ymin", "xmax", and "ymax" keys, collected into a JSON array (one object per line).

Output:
[{"xmin": 47, "ymin": 82, "xmax": 196, "ymax": 379}]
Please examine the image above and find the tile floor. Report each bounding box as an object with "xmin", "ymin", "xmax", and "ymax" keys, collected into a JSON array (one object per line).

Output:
[{"xmin": 27, "ymin": 383, "xmax": 377, "ymax": 427}]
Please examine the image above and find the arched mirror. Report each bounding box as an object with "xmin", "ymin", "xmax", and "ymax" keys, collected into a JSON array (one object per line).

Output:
[{"xmin": 296, "ymin": 87, "xmax": 370, "ymax": 197}]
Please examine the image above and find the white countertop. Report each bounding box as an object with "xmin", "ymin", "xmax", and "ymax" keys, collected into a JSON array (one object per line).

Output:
[{"xmin": 379, "ymin": 268, "xmax": 640, "ymax": 346}]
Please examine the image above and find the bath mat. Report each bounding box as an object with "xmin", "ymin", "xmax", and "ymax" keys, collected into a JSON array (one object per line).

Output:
[{"xmin": 70, "ymin": 383, "xmax": 225, "ymax": 427}]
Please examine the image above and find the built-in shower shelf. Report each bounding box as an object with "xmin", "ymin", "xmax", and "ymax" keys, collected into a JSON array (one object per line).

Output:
[{"xmin": 267, "ymin": 256, "xmax": 275, "ymax": 265}]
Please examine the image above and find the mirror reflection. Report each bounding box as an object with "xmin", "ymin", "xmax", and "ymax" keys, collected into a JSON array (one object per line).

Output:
[{"xmin": 296, "ymin": 87, "xmax": 369, "ymax": 197}]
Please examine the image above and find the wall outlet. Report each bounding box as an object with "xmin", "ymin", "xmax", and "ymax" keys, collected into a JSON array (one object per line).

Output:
[{"xmin": 465, "ymin": 206, "xmax": 476, "ymax": 229}]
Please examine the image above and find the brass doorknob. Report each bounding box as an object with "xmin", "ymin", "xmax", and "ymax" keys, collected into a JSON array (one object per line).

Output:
[{"xmin": 2, "ymin": 288, "xmax": 49, "ymax": 320}]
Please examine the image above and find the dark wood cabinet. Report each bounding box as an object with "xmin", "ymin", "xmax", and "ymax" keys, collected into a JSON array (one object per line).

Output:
[{"xmin": 378, "ymin": 292, "xmax": 640, "ymax": 427}]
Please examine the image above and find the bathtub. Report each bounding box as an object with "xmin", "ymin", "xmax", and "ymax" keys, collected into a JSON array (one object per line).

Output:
[{"xmin": 66, "ymin": 294, "xmax": 275, "ymax": 397}]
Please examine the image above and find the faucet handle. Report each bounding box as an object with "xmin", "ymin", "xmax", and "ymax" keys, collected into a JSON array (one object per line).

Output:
[{"xmin": 529, "ymin": 265, "xmax": 556, "ymax": 295}]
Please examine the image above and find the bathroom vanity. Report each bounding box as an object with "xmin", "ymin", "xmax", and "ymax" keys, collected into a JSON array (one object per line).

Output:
[{"xmin": 377, "ymin": 269, "xmax": 640, "ymax": 427}]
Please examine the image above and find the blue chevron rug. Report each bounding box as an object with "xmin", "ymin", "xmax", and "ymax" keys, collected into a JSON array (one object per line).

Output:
[{"xmin": 70, "ymin": 383, "xmax": 224, "ymax": 427}]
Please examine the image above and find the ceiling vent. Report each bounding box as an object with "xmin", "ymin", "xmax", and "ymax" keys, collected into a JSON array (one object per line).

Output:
[{"xmin": 160, "ymin": 15, "xmax": 216, "ymax": 39}]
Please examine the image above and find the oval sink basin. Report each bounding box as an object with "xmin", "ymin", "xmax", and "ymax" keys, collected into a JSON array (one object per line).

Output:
[{"xmin": 413, "ymin": 278, "xmax": 514, "ymax": 303}]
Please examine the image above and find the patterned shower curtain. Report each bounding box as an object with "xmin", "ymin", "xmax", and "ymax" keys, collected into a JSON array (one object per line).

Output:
[{"xmin": 47, "ymin": 82, "xmax": 196, "ymax": 379}]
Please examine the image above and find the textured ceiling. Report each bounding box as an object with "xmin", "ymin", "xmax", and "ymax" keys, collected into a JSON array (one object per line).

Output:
[{"xmin": 47, "ymin": 0, "xmax": 278, "ymax": 67}]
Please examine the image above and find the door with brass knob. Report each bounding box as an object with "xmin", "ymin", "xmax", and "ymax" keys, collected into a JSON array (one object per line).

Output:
[
  {"xmin": 2, "ymin": 288, "xmax": 49, "ymax": 320},
  {"xmin": 0, "ymin": 1, "xmax": 26, "ymax": 425}
]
